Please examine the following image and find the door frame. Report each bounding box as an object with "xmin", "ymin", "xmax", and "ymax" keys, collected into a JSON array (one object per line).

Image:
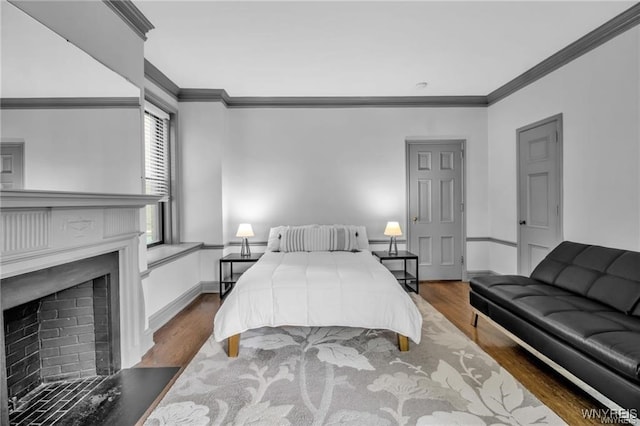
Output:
[
  {"xmin": 405, "ymin": 138, "xmax": 467, "ymax": 281},
  {"xmin": 516, "ymin": 114, "xmax": 563, "ymax": 274}
]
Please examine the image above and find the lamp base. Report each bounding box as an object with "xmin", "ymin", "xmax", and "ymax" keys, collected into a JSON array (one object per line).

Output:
[
  {"xmin": 387, "ymin": 236, "xmax": 398, "ymax": 256},
  {"xmin": 240, "ymin": 238, "xmax": 251, "ymax": 257}
]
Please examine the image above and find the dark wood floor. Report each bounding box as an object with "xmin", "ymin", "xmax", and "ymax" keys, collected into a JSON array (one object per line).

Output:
[
  {"xmin": 136, "ymin": 281, "xmax": 607, "ymax": 425},
  {"xmin": 420, "ymin": 281, "xmax": 609, "ymax": 426}
]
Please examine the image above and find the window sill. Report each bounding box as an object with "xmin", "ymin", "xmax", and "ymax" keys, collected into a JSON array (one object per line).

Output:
[{"xmin": 144, "ymin": 242, "xmax": 203, "ymax": 274}]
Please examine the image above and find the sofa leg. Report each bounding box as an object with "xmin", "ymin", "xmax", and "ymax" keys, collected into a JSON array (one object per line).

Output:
[
  {"xmin": 227, "ymin": 334, "xmax": 240, "ymax": 357},
  {"xmin": 471, "ymin": 312, "xmax": 479, "ymax": 328}
]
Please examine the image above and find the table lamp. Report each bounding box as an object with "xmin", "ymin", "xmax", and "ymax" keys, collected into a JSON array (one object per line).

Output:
[
  {"xmin": 236, "ymin": 223, "xmax": 254, "ymax": 257},
  {"xmin": 384, "ymin": 221, "xmax": 402, "ymax": 256}
]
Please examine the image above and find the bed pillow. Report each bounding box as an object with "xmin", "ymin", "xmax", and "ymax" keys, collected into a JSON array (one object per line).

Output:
[
  {"xmin": 279, "ymin": 225, "xmax": 358, "ymax": 252},
  {"xmin": 304, "ymin": 225, "xmax": 331, "ymax": 251},
  {"xmin": 329, "ymin": 225, "xmax": 358, "ymax": 251},
  {"xmin": 280, "ymin": 225, "xmax": 310, "ymax": 252},
  {"xmin": 267, "ymin": 226, "xmax": 288, "ymax": 251},
  {"xmin": 333, "ymin": 224, "xmax": 369, "ymax": 251}
]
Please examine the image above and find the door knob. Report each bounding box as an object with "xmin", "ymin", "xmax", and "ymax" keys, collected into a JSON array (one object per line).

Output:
[
  {"xmin": 519, "ymin": 220, "xmax": 527, "ymax": 225},
  {"xmin": 412, "ymin": 216, "xmax": 418, "ymax": 223}
]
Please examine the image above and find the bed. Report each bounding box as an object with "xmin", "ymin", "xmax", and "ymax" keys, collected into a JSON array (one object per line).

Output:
[{"xmin": 213, "ymin": 225, "xmax": 423, "ymax": 357}]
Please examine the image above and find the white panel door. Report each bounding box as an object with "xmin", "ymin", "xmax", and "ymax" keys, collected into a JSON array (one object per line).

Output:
[
  {"xmin": 0, "ymin": 143, "xmax": 24, "ymax": 190},
  {"xmin": 517, "ymin": 116, "xmax": 562, "ymax": 275},
  {"xmin": 408, "ymin": 142, "xmax": 463, "ymax": 280}
]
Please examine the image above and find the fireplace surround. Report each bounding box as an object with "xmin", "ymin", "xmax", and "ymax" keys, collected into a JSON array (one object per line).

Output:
[{"xmin": 0, "ymin": 190, "xmax": 158, "ymax": 425}]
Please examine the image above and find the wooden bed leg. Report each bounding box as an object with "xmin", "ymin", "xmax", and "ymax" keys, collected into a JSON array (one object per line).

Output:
[
  {"xmin": 397, "ymin": 334, "xmax": 409, "ymax": 352},
  {"xmin": 471, "ymin": 312, "xmax": 479, "ymax": 328},
  {"xmin": 227, "ymin": 334, "xmax": 240, "ymax": 357}
]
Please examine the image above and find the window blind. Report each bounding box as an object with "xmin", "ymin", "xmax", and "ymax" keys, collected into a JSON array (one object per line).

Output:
[{"xmin": 144, "ymin": 109, "xmax": 169, "ymax": 200}]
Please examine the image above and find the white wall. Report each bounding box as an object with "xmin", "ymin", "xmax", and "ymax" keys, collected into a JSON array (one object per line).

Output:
[
  {"xmin": 466, "ymin": 241, "xmax": 491, "ymax": 273},
  {"xmin": 174, "ymin": 102, "xmax": 493, "ymax": 283},
  {"xmin": 179, "ymin": 102, "xmax": 227, "ymax": 244},
  {"xmin": 142, "ymin": 250, "xmax": 201, "ymax": 323},
  {"xmin": 1, "ymin": 108, "xmax": 143, "ymax": 194},
  {"xmin": 487, "ymin": 27, "xmax": 640, "ymax": 273},
  {"xmin": 176, "ymin": 104, "xmax": 489, "ymax": 278},
  {"xmin": 224, "ymin": 106, "xmax": 489, "ymax": 261}
]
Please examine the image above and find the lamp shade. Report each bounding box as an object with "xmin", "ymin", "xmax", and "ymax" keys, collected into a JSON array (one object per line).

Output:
[
  {"xmin": 384, "ymin": 221, "xmax": 402, "ymax": 236},
  {"xmin": 236, "ymin": 223, "xmax": 254, "ymax": 238}
]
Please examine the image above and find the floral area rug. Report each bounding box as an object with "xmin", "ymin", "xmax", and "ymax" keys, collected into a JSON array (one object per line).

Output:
[{"xmin": 145, "ymin": 294, "xmax": 566, "ymax": 425}]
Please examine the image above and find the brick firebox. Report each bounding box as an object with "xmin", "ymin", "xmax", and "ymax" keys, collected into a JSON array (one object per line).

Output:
[{"xmin": 2, "ymin": 253, "xmax": 120, "ymax": 404}]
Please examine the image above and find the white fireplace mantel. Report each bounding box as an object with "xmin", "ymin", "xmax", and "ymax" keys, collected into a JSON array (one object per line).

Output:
[
  {"xmin": 1, "ymin": 189, "xmax": 159, "ymax": 209},
  {"xmin": 1, "ymin": 190, "xmax": 159, "ymax": 272},
  {"xmin": 1, "ymin": 189, "xmax": 159, "ymax": 371}
]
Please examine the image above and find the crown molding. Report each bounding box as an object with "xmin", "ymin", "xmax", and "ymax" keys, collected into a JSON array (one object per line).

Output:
[
  {"xmin": 144, "ymin": 59, "xmax": 180, "ymax": 99},
  {"xmin": 103, "ymin": 0, "xmax": 154, "ymax": 41},
  {"xmin": 225, "ymin": 95, "xmax": 487, "ymax": 108},
  {"xmin": 145, "ymin": 90, "xmax": 178, "ymax": 114},
  {"xmin": 488, "ymin": 3, "xmax": 640, "ymax": 105},
  {"xmin": 178, "ymin": 88, "xmax": 231, "ymax": 104},
  {"xmin": 177, "ymin": 90, "xmax": 487, "ymax": 108},
  {"xmin": 0, "ymin": 97, "xmax": 140, "ymax": 109}
]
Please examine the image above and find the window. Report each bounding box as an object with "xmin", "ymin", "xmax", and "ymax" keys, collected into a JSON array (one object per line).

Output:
[{"xmin": 144, "ymin": 103, "xmax": 170, "ymax": 246}]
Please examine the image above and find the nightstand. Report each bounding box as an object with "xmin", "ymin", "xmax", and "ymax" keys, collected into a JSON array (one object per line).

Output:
[
  {"xmin": 372, "ymin": 250, "xmax": 419, "ymax": 293},
  {"xmin": 219, "ymin": 253, "xmax": 263, "ymax": 299}
]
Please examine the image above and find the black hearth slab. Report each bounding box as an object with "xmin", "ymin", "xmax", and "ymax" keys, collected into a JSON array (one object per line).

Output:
[{"xmin": 58, "ymin": 367, "xmax": 179, "ymax": 426}]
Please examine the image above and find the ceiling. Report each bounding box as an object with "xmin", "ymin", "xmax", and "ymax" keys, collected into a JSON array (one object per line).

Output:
[{"xmin": 137, "ymin": 1, "xmax": 634, "ymax": 97}]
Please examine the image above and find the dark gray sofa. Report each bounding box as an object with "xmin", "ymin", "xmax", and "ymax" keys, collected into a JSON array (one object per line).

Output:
[{"xmin": 470, "ymin": 241, "xmax": 640, "ymax": 412}]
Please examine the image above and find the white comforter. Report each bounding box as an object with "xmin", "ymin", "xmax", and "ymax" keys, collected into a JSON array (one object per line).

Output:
[{"xmin": 213, "ymin": 250, "xmax": 423, "ymax": 343}]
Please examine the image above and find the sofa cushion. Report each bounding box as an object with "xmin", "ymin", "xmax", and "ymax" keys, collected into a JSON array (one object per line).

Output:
[
  {"xmin": 530, "ymin": 241, "xmax": 587, "ymax": 284},
  {"xmin": 470, "ymin": 275, "xmax": 570, "ymax": 304},
  {"xmin": 531, "ymin": 242, "xmax": 640, "ymax": 314},
  {"xmin": 599, "ymin": 251, "xmax": 640, "ymax": 317},
  {"xmin": 471, "ymin": 275, "xmax": 640, "ymax": 382},
  {"xmin": 470, "ymin": 275, "xmax": 605, "ymax": 325}
]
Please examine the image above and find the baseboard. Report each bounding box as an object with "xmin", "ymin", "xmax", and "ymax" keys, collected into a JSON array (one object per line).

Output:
[
  {"xmin": 147, "ymin": 281, "xmax": 220, "ymax": 332},
  {"xmin": 466, "ymin": 270, "xmax": 498, "ymax": 280},
  {"xmin": 200, "ymin": 281, "xmax": 217, "ymax": 293},
  {"xmin": 147, "ymin": 282, "xmax": 204, "ymax": 332}
]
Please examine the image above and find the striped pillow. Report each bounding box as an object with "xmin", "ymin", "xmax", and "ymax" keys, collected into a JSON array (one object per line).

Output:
[
  {"xmin": 280, "ymin": 226, "xmax": 307, "ymax": 252},
  {"xmin": 329, "ymin": 226, "xmax": 357, "ymax": 251},
  {"xmin": 280, "ymin": 225, "xmax": 358, "ymax": 252},
  {"xmin": 304, "ymin": 225, "xmax": 331, "ymax": 251}
]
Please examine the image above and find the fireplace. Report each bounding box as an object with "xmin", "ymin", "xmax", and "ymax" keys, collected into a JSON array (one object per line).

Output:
[
  {"xmin": 4, "ymin": 254, "xmax": 119, "ymax": 403},
  {"xmin": 0, "ymin": 190, "xmax": 159, "ymax": 425}
]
